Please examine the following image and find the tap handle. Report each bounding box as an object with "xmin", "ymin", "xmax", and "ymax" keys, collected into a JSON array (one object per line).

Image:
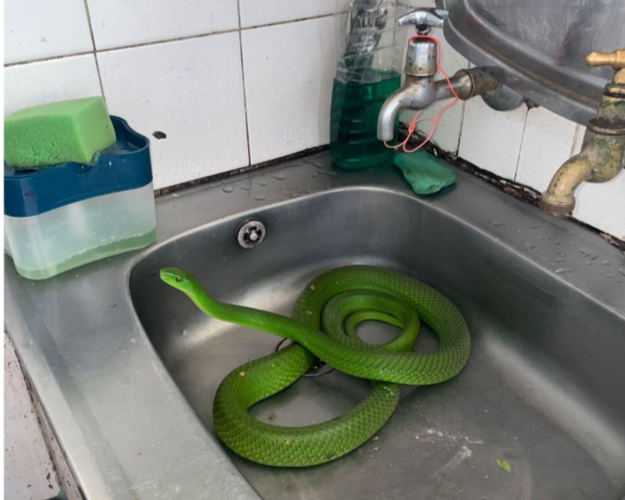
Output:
[
  {"xmin": 586, "ymin": 49, "xmax": 625, "ymax": 69},
  {"xmin": 398, "ymin": 8, "xmax": 448, "ymax": 33}
]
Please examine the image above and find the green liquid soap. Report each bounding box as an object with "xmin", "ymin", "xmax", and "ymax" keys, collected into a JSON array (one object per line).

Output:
[
  {"xmin": 330, "ymin": 74, "xmax": 401, "ymax": 170},
  {"xmin": 14, "ymin": 229, "xmax": 156, "ymax": 280}
]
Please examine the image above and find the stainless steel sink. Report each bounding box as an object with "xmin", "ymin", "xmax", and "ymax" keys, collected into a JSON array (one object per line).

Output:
[
  {"xmin": 6, "ymin": 151, "xmax": 625, "ymax": 500},
  {"xmin": 130, "ymin": 157, "xmax": 625, "ymax": 500}
]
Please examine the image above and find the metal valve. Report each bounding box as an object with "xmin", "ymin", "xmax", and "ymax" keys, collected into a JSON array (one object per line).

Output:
[
  {"xmin": 586, "ymin": 49, "xmax": 625, "ymax": 69},
  {"xmin": 398, "ymin": 8, "xmax": 448, "ymax": 33},
  {"xmin": 586, "ymin": 49, "xmax": 625, "ymax": 85}
]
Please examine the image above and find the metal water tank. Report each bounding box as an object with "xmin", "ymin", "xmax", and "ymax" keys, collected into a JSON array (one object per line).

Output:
[{"xmin": 440, "ymin": 0, "xmax": 625, "ymax": 123}]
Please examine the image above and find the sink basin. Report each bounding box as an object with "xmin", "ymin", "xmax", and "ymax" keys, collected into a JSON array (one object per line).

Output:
[
  {"xmin": 130, "ymin": 160, "xmax": 625, "ymax": 499},
  {"xmin": 6, "ymin": 151, "xmax": 624, "ymax": 500}
]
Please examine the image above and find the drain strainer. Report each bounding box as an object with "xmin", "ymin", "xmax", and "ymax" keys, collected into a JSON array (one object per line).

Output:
[{"xmin": 237, "ymin": 220, "xmax": 266, "ymax": 249}]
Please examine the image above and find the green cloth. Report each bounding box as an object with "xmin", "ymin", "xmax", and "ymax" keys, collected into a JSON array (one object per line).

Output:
[{"xmin": 393, "ymin": 150, "xmax": 456, "ymax": 195}]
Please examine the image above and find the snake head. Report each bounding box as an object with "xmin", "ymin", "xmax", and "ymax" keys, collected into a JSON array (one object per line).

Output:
[
  {"xmin": 159, "ymin": 267, "xmax": 200, "ymax": 294},
  {"xmin": 159, "ymin": 267, "xmax": 221, "ymax": 317}
]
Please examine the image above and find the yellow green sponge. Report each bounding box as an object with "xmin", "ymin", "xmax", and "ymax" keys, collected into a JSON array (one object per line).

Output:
[{"xmin": 4, "ymin": 96, "xmax": 116, "ymax": 169}]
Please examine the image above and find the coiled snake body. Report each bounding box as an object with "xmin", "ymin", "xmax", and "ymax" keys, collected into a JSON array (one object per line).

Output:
[{"xmin": 160, "ymin": 265, "xmax": 470, "ymax": 467}]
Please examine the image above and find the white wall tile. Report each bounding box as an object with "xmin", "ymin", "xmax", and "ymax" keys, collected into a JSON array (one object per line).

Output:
[
  {"xmin": 458, "ymin": 98, "xmax": 528, "ymax": 180},
  {"xmin": 98, "ymin": 33, "xmax": 248, "ymax": 189},
  {"xmin": 242, "ymin": 18, "xmax": 335, "ymax": 164},
  {"xmin": 575, "ymin": 174, "xmax": 625, "ymax": 241},
  {"xmin": 5, "ymin": 0, "xmax": 93, "ymax": 64},
  {"xmin": 239, "ymin": 0, "xmax": 335, "ymax": 28},
  {"xmin": 86, "ymin": 0, "xmax": 239, "ymax": 50},
  {"xmin": 515, "ymin": 107, "xmax": 579, "ymax": 192},
  {"xmin": 4, "ymin": 55, "xmax": 102, "ymax": 116}
]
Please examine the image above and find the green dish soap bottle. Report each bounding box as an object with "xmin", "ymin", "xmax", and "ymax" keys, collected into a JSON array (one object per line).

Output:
[{"xmin": 330, "ymin": 0, "xmax": 407, "ymax": 170}]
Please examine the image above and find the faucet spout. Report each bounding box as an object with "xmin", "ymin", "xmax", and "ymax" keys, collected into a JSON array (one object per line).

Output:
[
  {"xmin": 377, "ymin": 89, "xmax": 409, "ymax": 143},
  {"xmin": 540, "ymin": 51, "xmax": 625, "ymax": 217},
  {"xmin": 376, "ymin": 14, "xmax": 498, "ymax": 145},
  {"xmin": 540, "ymin": 129, "xmax": 625, "ymax": 215},
  {"xmin": 377, "ymin": 76, "xmax": 437, "ymax": 142},
  {"xmin": 376, "ymin": 68, "xmax": 498, "ymax": 142}
]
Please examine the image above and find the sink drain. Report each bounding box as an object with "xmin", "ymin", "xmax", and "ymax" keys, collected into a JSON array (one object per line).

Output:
[
  {"xmin": 275, "ymin": 338, "xmax": 335, "ymax": 377},
  {"xmin": 237, "ymin": 220, "xmax": 266, "ymax": 249}
]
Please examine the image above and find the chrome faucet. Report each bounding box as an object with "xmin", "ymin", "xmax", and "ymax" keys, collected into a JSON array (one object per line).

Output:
[
  {"xmin": 540, "ymin": 49, "xmax": 625, "ymax": 217},
  {"xmin": 377, "ymin": 8, "xmax": 499, "ymax": 142}
]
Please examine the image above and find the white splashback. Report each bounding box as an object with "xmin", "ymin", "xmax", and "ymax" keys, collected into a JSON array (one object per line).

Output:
[{"xmin": 4, "ymin": 0, "xmax": 624, "ymax": 240}]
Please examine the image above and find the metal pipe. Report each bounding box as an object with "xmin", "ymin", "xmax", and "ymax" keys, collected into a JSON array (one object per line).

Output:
[{"xmin": 377, "ymin": 68, "xmax": 498, "ymax": 141}]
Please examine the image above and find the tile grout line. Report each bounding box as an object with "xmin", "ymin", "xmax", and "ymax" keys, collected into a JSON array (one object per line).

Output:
[
  {"xmin": 237, "ymin": 0, "xmax": 252, "ymax": 167},
  {"xmin": 512, "ymin": 106, "xmax": 530, "ymax": 183},
  {"xmin": 4, "ymin": 51, "xmax": 94, "ymax": 68},
  {"xmin": 453, "ymin": 56, "xmax": 472, "ymax": 155},
  {"xmin": 81, "ymin": 0, "xmax": 106, "ymax": 101},
  {"xmin": 4, "ymin": 14, "xmax": 335, "ymax": 69},
  {"xmin": 454, "ymin": 100, "xmax": 467, "ymax": 156},
  {"xmin": 242, "ymin": 13, "xmax": 334, "ymax": 31},
  {"xmin": 569, "ymin": 123, "xmax": 581, "ymax": 157}
]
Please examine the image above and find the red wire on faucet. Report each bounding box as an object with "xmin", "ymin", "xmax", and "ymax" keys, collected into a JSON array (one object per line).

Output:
[{"xmin": 384, "ymin": 34, "xmax": 459, "ymax": 153}]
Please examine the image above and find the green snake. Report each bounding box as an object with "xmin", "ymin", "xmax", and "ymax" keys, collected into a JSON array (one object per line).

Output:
[{"xmin": 159, "ymin": 265, "xmax": 470, "ymax": 467}]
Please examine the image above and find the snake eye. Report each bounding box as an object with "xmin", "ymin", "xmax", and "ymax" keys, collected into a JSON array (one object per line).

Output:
[{"xmin": 175, "ymin": 277, "xmax": 182, "ymax": 283}]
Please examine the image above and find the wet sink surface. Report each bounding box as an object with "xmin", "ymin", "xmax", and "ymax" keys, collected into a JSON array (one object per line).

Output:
[{"xmin": 131, "ymin": 173, "xmax": 625, "ymax": 499}]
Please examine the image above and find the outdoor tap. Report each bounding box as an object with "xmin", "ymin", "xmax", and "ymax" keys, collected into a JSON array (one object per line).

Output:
[
  {"xmin": 377, "ymin": 8, "xmax": 499, "ymax": 142},
  {"xmin": 540, "ymin": 49, "xmax": 625, "ymax": 217}
]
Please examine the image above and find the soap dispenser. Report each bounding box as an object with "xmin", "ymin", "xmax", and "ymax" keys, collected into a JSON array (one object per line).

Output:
[{"xmin": 330, "ymin": 0, "xmax": 408, "ymax": 170}]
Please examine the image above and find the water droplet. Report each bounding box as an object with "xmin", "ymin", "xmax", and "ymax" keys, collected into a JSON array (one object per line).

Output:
[
  {"xmin": 327, "ymin": 171, "xmax": 337, "ymax": 177},
  {"xmin": 253, "ymin": 194, "xmax": 266, "ymax": 201},
  {"xmin": 601, "ymin": 271, "xmax": 615, "ymax": 279},
  {"xmin": 239, "ymin": 185, "xmax": 250, "ymax": 191},
  {"xmin": 619, "ymin": 268, "xmax": 625, "ymax": 277},
  {"xmin": 491, "ymin": 221, "xmax": 506, "ymax": 227},
  {"xmin": 555, "ymin": 268, "xmax": 572, "ymax": 275},
  {"xmin": 556, "ymin": 258, "xmax": 565, "ymax": 263},
  {"xmin": 525, "ymin": 243, "xmax": 537, "ymax": 253},
  {"xmin": 530, "ymin": 225, "xmax": 542, "ymax": 229},
  {"xmin": 222, "ymin": 184, "xmax": 235, "ymax": 193},
  {"xmin": 602, "ymin": 260, "xmax": 611, "ymax": 266},
  {"xmin": 272, "ymin": 174, "xmax": 286, "ymax": 181},
  {"xmin": 258, "ymin": 180, "xmax": 268, "ymax": 187}
]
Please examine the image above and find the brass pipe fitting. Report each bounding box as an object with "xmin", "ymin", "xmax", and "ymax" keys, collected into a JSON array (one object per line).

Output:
[
  {"xmin": 539, "ymin": 129, "xmax": 625, "ymax": 215},
  {"xmin": 540, "ymin": 49, "xmax": 625, "ymax": 217}
]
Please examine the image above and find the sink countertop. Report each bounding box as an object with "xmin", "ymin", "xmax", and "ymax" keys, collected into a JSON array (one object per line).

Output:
[{"xmin": 5, "ymin": 151, "xmax": 625, "ymax": 500}]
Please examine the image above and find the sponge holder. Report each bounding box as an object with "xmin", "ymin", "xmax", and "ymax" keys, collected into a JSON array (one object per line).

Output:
[{"xmin": 4, "ymin": 117, "xmax": 156, "ymax": 280}]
